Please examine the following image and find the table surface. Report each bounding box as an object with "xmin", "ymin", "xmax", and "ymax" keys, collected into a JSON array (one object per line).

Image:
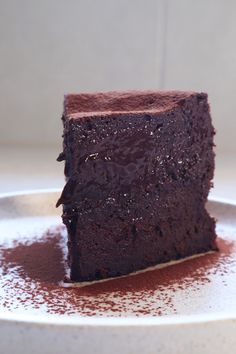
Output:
[{"xmin": 0, "ymin": 146, "xmax": 235, "ymax": 201}]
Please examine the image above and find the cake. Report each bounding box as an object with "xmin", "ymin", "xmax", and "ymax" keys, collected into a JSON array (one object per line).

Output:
[{"xmin": 57, "ymin": 91, "xmax": 217, "ymax": 282}]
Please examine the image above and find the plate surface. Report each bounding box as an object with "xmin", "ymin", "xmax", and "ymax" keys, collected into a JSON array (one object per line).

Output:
[{"xmin": 0, "ymin": 190, "xmax": 236, "ymax": 354}]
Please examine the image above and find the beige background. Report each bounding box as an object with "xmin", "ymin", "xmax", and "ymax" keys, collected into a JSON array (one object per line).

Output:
[
  {"xmin": 0, "ymin": 0, "xmax": 236, "ymax": 153},
  {"xmin": 0, "ymin": 0, "xmax": 235, "ymax": 197}
]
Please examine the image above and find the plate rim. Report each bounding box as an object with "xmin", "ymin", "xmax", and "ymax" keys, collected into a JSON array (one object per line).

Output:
[{"xmin": 0, "ymin": 188, "xmax": 236, "ymax": 327}]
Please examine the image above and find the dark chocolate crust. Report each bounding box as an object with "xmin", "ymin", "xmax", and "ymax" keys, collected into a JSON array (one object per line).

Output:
[{"xmin": 57, "ymin": 91, "xmax": 217, "ymax": 282}]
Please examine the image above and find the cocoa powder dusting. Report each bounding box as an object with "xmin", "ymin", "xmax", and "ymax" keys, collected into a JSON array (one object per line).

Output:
[
  {"xmin": 2, "ymin": 233, "xmax": 65, "ymax": 283},
  {"xmin": 0, "ymin": 226, "xmax": 235, "ymax": 317}
]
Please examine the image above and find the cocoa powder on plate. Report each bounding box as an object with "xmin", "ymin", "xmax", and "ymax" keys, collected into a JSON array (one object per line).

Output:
[{"xmin": 0, "ymin": 227, "xmax": 235, "ymax": 316}]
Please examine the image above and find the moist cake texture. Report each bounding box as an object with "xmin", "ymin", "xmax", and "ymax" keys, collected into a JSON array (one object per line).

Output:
[{"xmin": 57, "ymin": 91, "xmax": 217, "ymax": 282}]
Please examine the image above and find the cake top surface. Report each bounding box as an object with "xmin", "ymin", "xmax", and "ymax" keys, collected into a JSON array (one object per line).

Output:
[{"xmin": 64, "ymin": 90, "xmax": 205, "ymax": 119}]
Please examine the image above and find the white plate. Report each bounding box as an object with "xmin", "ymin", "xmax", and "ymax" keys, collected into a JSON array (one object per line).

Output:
[{"xmin": 0, "ymin": 190, "xmax": 236, "ymax": 354}]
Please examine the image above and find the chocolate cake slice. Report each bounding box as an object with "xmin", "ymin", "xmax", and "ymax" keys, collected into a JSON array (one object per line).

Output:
[{"xmin": 57, "ymin": 91, "xmax": 217, "ymax": 282}]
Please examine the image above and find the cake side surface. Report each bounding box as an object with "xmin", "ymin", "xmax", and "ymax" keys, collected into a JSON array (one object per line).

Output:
[{"xmin": 57, "ymin": 90, "xmax": 216, "ymax": 282}]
